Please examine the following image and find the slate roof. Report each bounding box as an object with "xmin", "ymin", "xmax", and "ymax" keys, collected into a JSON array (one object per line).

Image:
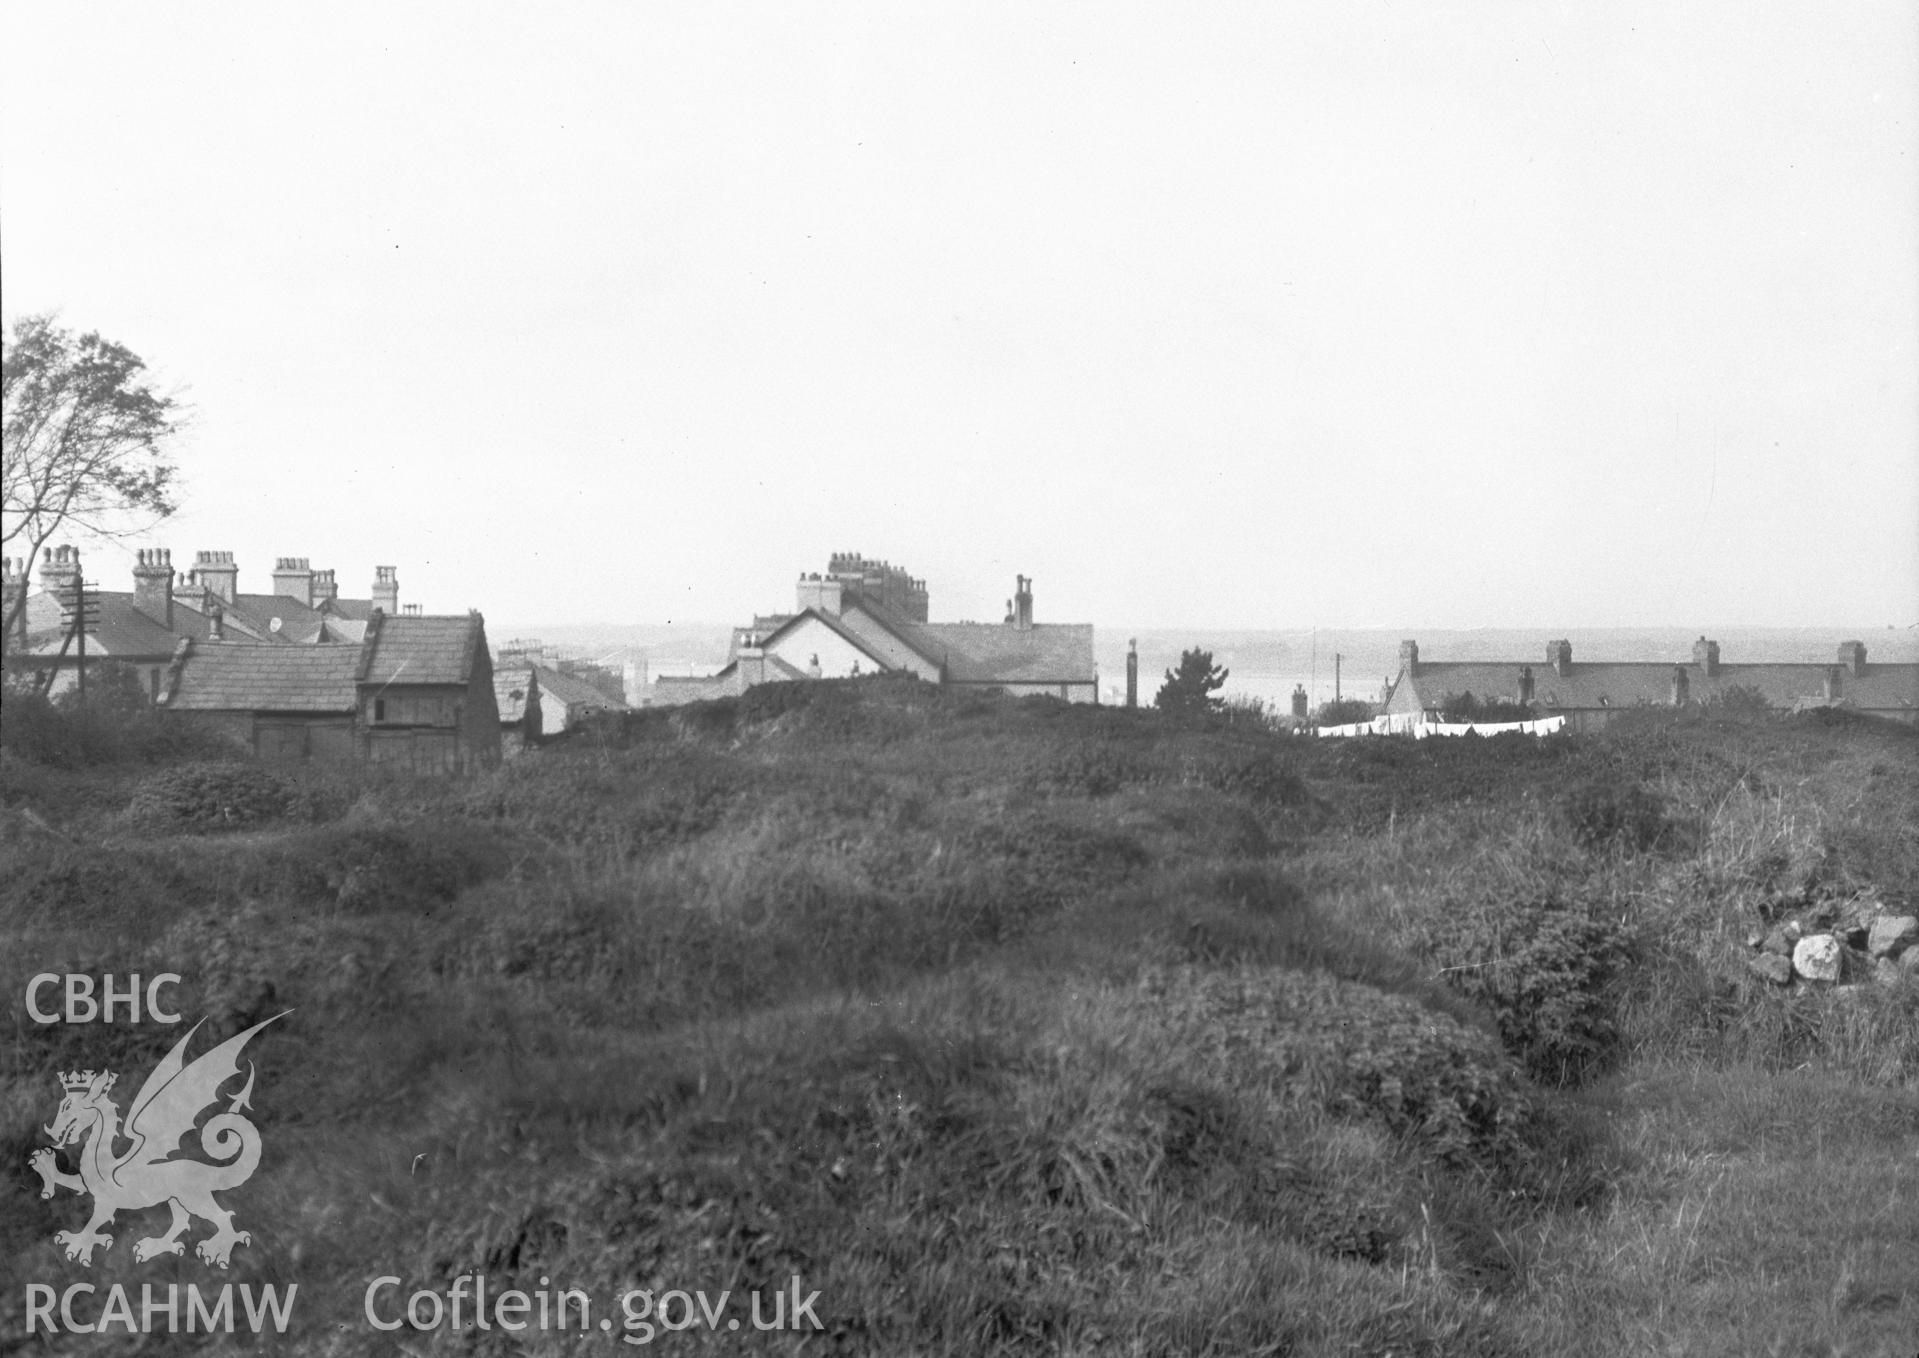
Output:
[
  {"xmin": 1391, "ymin": 660, "xmax": 1919, "ymax": 715},
  {"xmin": 164, "ymin": 645, "xmax": 362, "ymax": 712},
  {"xmin": 521, "ymin": 664, "xmax": 629, "ymax": 713},
  {"xmin": 361, "ymin": 615, "xmax": 484, "ymax": 687},
  {"xmin": 756, "ymin": 609, "xmax": 895, "ymax": 668},
  {"xmin": 908, "ymin": 620, "xmax": 1097, "ymax": 684},
  {"xmin": 18, "ymin": 586, "xmax": 376, "ymax": 655},
  {"xmin": 20, "ymin": 591, "xmax": 249, "ymax": 656}
]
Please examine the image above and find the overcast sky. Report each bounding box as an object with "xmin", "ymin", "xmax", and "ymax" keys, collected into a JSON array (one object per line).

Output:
[{"xmin": 3, "ymin": 3, "xmax": 1914, "ymax": 631}]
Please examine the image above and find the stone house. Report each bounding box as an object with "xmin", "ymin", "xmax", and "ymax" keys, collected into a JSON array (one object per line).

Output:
[
  {"xmin": 494, "ymin": 660, "xmax": 630, "ymax": 750},
  {"xmin": 160, "ymin": 612, "xmax": 502, "ymax": 772}
]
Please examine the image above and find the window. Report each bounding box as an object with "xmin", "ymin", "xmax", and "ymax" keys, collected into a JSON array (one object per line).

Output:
[{"xmin": 374, "ymin": 698, "xmax": 387, "ymax": 723}]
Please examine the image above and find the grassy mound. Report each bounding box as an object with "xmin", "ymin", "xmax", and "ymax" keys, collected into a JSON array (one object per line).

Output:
[{"xmin": 3, "ymin": 680, "xmax": 1915, "ymax": 1353}]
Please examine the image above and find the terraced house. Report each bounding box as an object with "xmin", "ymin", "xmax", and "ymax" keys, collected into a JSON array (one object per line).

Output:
[
  {"xmin": 647, "ymin": 553, "xmax": 1098, "ymax": 706},
  {"xmin": 2, "ymin": 546, "xmax": 409, "ymax": 700},
  {"xmin": 1385, "ymin": 636, "xmax": 1919, "ymax": 731}
]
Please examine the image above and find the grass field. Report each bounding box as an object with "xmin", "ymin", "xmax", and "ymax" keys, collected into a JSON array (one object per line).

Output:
[{"xmin": 3, "ymin": 677, "xmax": 1916, "ymax": 1355}]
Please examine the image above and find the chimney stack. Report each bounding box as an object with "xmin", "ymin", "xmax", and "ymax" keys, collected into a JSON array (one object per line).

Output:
[
  {"xmin": 1518, "ymin": 665, "xmax": 1535, "ymax": 706},
  {"xmin": 1692, "ymin": 636, "xmax": 1720, "ymax": 678},
  {"xmin": 736, "ymin": 636, "xmax": 766, "ymax": 691},
  {"xmin": 1837, "ymin": 640, "xmax": 1866, "ymax": 677},
  {"xmin": 132, "ymin": 548, "xmax": 174, "ymax": 628},
  {"xmin": 2, "ymin": 557, "xmax": 25, "ymax": 649},
  {"xmin": 208, "ymin": 603, "xmax": 225, "ymax": 642},
  {"xmin": 1547, "ymin": 639, "xmax": 1573, "ymax": 678},
  {"xmin": 796, "ymin": 572, "xmax": 845, "ymax": 616},
  {"xmin": 1823, "ymin": 666, "xmax": 1843, "ymax": 703},
  {"xmin": 191, "ymin": 551, "xmax": 238, "ymax": 605},
  {"xmin": 1125, "ymin": 638, "xmax": 1138, "ymax": 708},
  {"xmin": 1013, "ymin": 575, "xmax": 1034, "ymax": 631},
  {"xmin": 1398, "ymin": 639, "xmax": 1419, "ymax": 677},
  {"xmin": 272, "ymin": 557, "xmax": 314, "ymax": 607},
  {"xmin": 1670, "ymin": 665, "xmax": 1689, "ymax": 707},
  {"xmin": 371, "ymin": 565, "xmax": 399, "ymax": 616},
  {"xmin": 1291, "ymin": 684, "xmax": 1309, "ymax": 720},
  {"xmin": 311, "ymin": 568, "xmax": 339, "ymax": 606},
  {"xmin": 38, "ymin": 545, "xmax": 80, "ymax": 595}
]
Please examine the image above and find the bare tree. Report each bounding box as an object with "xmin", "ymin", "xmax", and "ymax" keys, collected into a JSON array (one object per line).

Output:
[{"xmin": 3, "ymin": 314, "xmax": 183, "ymax": 643}]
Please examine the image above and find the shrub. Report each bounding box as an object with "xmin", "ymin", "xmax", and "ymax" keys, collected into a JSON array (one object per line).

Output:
[
  {"xmin": 307, "ymin": 822, "xmax": 515, "ymax": 913},
  {"xmin": 1316, "ymin": 697, "xmax": 1375, "ymax": 726},
  {"xmin": 1419, "ymin": 888, "xmax": 1634, "ymax": 1085},
  {"xmin": 0, "ymin": 682, "xmax": 235, "ymax": 768},
  {"xmin": 1134, "ymin": 966, "xmax": 1542, "ymax": 1173},
  {"xmin": 125, "ymin": 762, "xmax": 298, "ymax": 830},
  {"xmin": 1556, "ymin": 778, "xmax": 1671, "ymax": 852},
  {"xmin": 1219, "ymin": 694, "xmax": 1294, "ymax": 732},
  {"xmin": 1704, "ymin": 683, "xmax": 1772, "ymax": 716},
  {"xmin": 1437, "ymin": 691, "xmax": 1535, "ymax": 724}
]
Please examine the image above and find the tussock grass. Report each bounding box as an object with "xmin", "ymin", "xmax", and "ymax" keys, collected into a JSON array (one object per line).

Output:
[{"xmin": 3, "ymin": 682, "xmax": 1915, "ymax": 1352}]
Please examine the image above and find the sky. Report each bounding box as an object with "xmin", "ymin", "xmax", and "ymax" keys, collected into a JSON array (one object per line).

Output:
[{"xmin": 2, "ymin": 3, "xmax": 1914, "ymax": 632}]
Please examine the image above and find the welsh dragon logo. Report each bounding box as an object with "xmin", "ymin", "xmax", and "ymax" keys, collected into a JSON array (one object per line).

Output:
[{"xmin": 29, "ymin": 1013, "xmax": 288, "ymax": 1269}]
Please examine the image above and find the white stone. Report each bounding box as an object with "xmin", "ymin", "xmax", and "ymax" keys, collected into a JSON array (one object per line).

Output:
[
  {"xmin": 1792, "ymin": 934, "xmax": 1843, "ymax": 983},
  {"xmin": 1867, "ymin": 914, "xmax": 1918, "ymax": 958}
]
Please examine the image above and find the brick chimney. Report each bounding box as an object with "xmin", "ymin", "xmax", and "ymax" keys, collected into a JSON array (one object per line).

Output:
[
  {"xmin": 1692, "ymin": 636, "xmax": 1720, "ymax": 678},
  {"xmin": 1670, "ymin": 665, "xmax": 1689, "ymax": 707},
  {"xmin": 1547, "ymin": 639, "xmax": 1573, "ymax": 678},
  {"xmin": 1013, "ymin": 575, "xmax": 1034, "ymax": 631},
  {"xmin": 1518, "ymin": 665, "xmax": 1535, "ymax": 705},
  {"xmin": 371, "ymin": 566, "xmax": 399, "ymax": 616},
  {"xmin": 1837, "ymin": 640, "xmax": 1866, "ymax": 677},
  {"xmin": 191, "ymin": 551, "xmax": 238, "ymax": 605},
  {"xmin": 311, "ymin": 568, "xmax": 339, "ymax": 606},
  {"xmin": 133, "ymin": 548, "xmax": 174, "ymax": 628},
  {"xmin": 272, "ymin": 557, "xmax": 314, "ymax": 607},
  {"xmin": 1126, "ymin": 638, "xmax": 1138, "ymax": 708},
  {"xmin": 38, "ymin": 544, "xmax": 80, "ymax": 595},
  {"xmin": 1398, "ymin": 640, "xmax": 1419, "ymax": 676},
  {"xmin": 1291, "ymin": 683, "xmax": 1309, "ymax": 720}
]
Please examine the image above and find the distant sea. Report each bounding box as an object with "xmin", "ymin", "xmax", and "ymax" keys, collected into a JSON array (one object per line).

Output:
[{"xmin": 495, "ymin": 621, "xmax": 1919, "ymax": 709}]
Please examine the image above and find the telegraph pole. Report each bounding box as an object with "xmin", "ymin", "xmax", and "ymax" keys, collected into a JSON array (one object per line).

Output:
[{"xmin": 75, "ymin": 569, "xmax": 86, "ymax": 703}]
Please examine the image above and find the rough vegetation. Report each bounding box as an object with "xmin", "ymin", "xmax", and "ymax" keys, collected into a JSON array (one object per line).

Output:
[{"xmin": 2, "ymin": 674, "xmax": 1915, "ymax": 1354}]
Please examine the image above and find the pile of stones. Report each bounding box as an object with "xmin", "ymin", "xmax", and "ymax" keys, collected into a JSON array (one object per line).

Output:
[{"xmin": 1744, "ymin": 893, "xmax": 1919, "ymax": 989}]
